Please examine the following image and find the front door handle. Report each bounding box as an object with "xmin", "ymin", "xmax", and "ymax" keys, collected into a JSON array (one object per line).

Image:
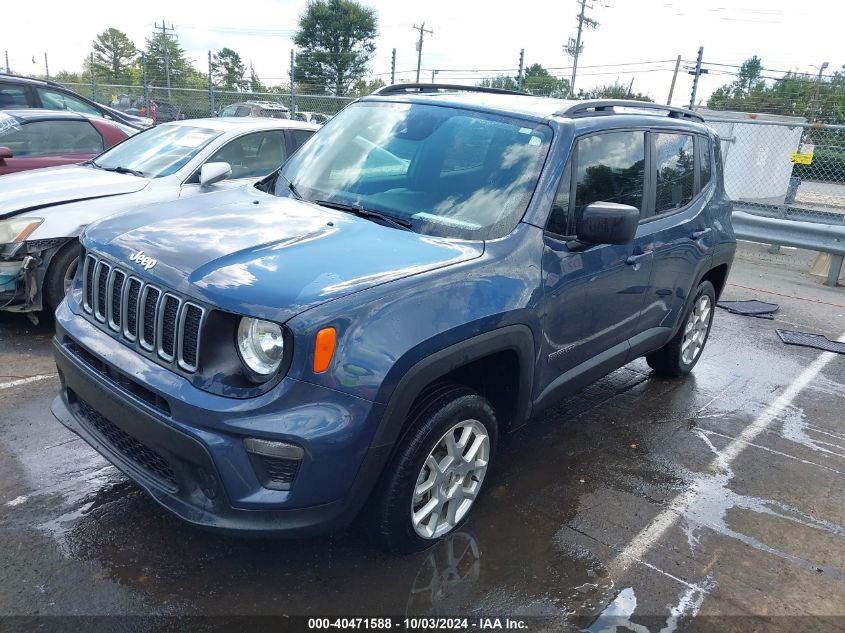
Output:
[
  {"xmin": 691, "ymin": 228, "xmax": 712, "ymax": 240},
  {"xmin": 625, "ymin": 250, "xmax": 653, "ymax": 265}
]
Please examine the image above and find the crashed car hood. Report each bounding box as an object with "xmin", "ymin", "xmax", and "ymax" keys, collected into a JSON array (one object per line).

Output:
[
  {"xmin": 84, "ymin": 192, "xmax": 484, "ymax": 321},
  {"xmin": 0, "ymin": 164, "xmax": 149, "ymax": 218}
]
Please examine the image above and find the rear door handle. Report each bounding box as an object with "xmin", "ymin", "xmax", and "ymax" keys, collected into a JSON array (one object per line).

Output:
[
  {"xmin": 625, "ymin": 250, "xmax": 653, "ymax": 265},
  {"xmin": 691, "ymin": 228, "xmax": 712, "ymax": 240}
]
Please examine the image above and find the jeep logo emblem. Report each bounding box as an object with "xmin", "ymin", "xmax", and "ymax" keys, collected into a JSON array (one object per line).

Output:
[{"xmin": 129, "ymin": 250, "xmax": 157, "ymax": 271}]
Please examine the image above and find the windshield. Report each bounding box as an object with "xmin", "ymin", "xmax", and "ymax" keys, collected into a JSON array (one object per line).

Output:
[
  {"xmin": 94, "ymin": 124, "xmax": 221, "ymax": 178},
  {"xmin": 275, "ymin": 101, "xmax": 552, "ymax": 239}
]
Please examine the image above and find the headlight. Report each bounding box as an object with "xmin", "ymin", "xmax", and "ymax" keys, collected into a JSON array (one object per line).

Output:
[
  {"xmin": 236, "ymin": 317, "xmax": 285, "ymax": 378},
  {"xmin": 0, "ymin": 218, "xmax": 43, "ymax": 244}
]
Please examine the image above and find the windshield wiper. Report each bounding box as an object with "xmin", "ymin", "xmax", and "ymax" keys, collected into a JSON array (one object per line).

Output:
[
  {"xmin": 313, "ymin": 199, "xmax": 413, "ymax": 231},
  {"xmin": 101, "ymin": 165, "xmax": 144, "ymax": 177},
  {"xmin": 276, "ymin": 171, "xmax": 303, "ymax": 200}
]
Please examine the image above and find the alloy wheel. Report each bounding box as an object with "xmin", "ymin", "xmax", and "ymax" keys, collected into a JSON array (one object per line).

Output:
[{"xmin": 411, "ymin": 419, "xmax": 490, "ymax": 539}]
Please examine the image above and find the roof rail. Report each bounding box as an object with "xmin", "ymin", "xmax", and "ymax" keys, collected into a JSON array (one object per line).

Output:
[
  {"xmin": 557, "ymin": 99, "xmax": 705, "ymax": 123},
  {"xmin": 371, "ymin": 83, "xmax": 526, "ymax": 97}
]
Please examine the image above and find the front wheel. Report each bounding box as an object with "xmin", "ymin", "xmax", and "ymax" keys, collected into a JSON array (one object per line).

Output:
[
  {"xmin": 43, "ymin": 241, "xmax": 82, "ymax": 314},
  {"xmin": 366, "ymin": 385, "xmax": 498, "ymax": 554},
  {"xmin": 646, "ymin": 280, "xmax": 716, "ymax": 377}
]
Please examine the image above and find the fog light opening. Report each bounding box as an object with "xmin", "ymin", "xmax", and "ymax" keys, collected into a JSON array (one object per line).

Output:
[{"xmin": 244, "ymin": 438, "xmax": 304, "ymax": 491}]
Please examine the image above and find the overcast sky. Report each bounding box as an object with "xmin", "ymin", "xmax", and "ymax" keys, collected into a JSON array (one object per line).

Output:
[{"xmin": 3, "ymin": 0, "xmax": 841, "ymax": 105}]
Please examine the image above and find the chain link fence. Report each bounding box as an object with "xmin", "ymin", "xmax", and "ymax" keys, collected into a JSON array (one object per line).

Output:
[
  {"xmin": 61, "ymin": 82, "xmax": 354, "ymax": 122},
  {"xmin": 700, "ymin": 110, "xmax": 845, "ymax": 226}
]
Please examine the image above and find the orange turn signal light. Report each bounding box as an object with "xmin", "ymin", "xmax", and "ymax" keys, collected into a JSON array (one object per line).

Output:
[{"xmin": 313, "ymin": 327, "xmax": 337, "ymax": 373}]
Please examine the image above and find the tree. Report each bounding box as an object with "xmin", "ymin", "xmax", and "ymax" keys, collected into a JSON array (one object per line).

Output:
[
  {"xmin": 576, "ymin": 81, "xmax": 653, "ymax": 102},
  {"xmin": 92, "ymin": 28, "xmax": 137, "ymax": 85},
  {"xmin": 143, "ymin": 31, "xmax": 194, "ymax": 87},
  {"xmin": 707, "ymin": 56, "xmax": 767, "ymax": 111},
  {"xmin": 349, "ymin": 77, "xmax": 384, "ymax": 96},
  {"xmin": 248, "ymin": 65, "xmax": 266, "ymax": 93},
  {"xmin": 293, "ymin": 0, "xmax": 378, "ymax": 96},
  {"xmin": 212, "ymin": 48, "xmax": 248, "ymax": 91},
  {"xmin": 521, "ymin": 64, "xmax": 570, "ymax": 96},
  {"xmin": 479, "ymin": 75, "xmax": 517, "ymax": 91}
]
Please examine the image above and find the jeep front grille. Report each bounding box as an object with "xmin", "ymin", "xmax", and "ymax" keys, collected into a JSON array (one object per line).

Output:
[{"xmin": 81, "ymin": 253, "xmax": 205, "ymax": 373}]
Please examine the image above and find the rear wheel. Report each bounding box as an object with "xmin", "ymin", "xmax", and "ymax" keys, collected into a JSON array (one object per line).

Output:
[
  {"xmin": 366, "ymin": 385, "xmax": 498, "ymax": 554},
  {"xmin": 43, "ymin": 241, "xmax": 82, "ymax": 314},
  {"xmin": 646, "ymin": 280, "xmax": 716, "ymax": 377}
]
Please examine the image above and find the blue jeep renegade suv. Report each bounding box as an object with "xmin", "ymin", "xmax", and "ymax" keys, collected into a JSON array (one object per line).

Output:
[{"xmin": 51, "ymin": 85, "xmax": 735, "ymax": 553}]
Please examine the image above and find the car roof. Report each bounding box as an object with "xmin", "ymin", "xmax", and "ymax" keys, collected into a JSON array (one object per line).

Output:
[
  {"xmin": 159, "ymin": 117, "xmax": 320, "ymax": 133},
  {"xmin": 0, "ymin": 108, "xmax": 103, "ymax": 123},
  {"xmin": 361, "ymin": 86, "xmax": 709, "ymax": 131},
  {"xmin": 0, "ymin": 72, "xmax": 64, "ymax": 88}
]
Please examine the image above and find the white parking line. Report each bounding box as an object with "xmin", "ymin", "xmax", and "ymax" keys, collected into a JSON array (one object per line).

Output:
[
  {"xmin": 608, "ymin": 333, "xmax": 845, "ymax": 578},
  {"xmin": 0, "ymin": 374, "xmax": 56, "ymax": 390}
]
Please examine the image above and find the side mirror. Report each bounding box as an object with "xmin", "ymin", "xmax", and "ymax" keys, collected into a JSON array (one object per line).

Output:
[
  {"xmin": 199, "ymin": 162, "xmax": 231, "ymax": 187},
  {"xmin": 0, "ymin": 146, "xmax": 13, "ymax": 159},
  {"xmin": 576, "ymin": 202, "xmax": 639, "ymax": 245}
]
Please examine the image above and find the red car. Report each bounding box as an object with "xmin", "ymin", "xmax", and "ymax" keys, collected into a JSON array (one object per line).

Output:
[{"xmin": 0, "ymin": 109, "xmax": 132, "ymax": 175}]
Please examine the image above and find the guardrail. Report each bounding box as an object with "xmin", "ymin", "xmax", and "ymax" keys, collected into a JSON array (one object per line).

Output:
[{"xmin": 732, "ymin": 210, "xmax": 845, "ymax": 286}]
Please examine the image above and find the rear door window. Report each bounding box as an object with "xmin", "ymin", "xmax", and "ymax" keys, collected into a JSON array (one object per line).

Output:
[
  {"xmin": 0, "ymin": 83, "xmax": 29, "ymax": 109},
  {"xmin": 37, "ymin": 88, "xmax": 102, "ymax": 116},
  {"xmin": 699, "ymin": 136, "xmax": 712, "ymax": 189},
  {"xmin": 654, "ymin": 133, "xmax": 695, "ymax": 214},
  {"xmin": 0, "ymin": 119, "xmax": 103, "ymax": 156},
  {"xmin": 288, "ymin": 129, "xmax": 314, "ymax": 152},
  {"xmin": 207, "ymin": 131, "xmax": 288, "ymax": 179}
]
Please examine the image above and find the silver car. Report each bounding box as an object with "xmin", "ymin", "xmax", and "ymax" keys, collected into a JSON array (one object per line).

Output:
[{"xmin": 0, "ymin": 117, "xmax": 318, "ymax": 319}]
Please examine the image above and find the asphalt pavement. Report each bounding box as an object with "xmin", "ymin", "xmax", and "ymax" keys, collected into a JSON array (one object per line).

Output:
[{"xmin": 1, "ymin": 253, "xmax": 844, "ymax": 632}]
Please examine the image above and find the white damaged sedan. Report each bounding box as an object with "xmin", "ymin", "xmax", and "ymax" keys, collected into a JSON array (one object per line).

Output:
[{"xmin": 0, "ymin": 117, "xmax": 317, "ymax": 319}]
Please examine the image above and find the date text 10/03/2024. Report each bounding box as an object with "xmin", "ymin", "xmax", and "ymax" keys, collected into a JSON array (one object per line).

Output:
[{"xmin": 307, "ymin": 618, "xmax": 529, "ymax": 630}]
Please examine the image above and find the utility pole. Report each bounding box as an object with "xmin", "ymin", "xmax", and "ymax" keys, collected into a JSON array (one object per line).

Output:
[
  {"xmin": 564, "ymin": 0, "xmax": 599, "ymax": 97},
  {"xmin": 208, "ymin": 50, "xmax": 215, "ymax": 116},
  {"xmin": 626, "ymin": 77, "xmax": 634, "ymax": 97},
  {"xmin": 666, "ymin": 54, "xmax": 681, "ymax": 105},
  {"xmin": 154, "ymin": 20, "xmax": 176, "ymax": 100},
  {"xmin": 5, "ymin": 50, "xmax": 10, "ymax": 73},
  {"xmin": 413, "ymin": 23, "xmax": 433, "ymax": 83},
  {"xmin": 516, "ymin": 48, "xmax": 525, "ymax": 91},
  {"xmin": 90, "ymin": 52, "xmax": 97, "ymax": 102},
  {"xmin": 390, "ymin": 48, "xmax": 396, "ymax": 84},
  {"xmin": 141, "ymin": 52, "xmax": 149, "ymax": 105},
  {"xmin": 687, "ymin": 46, "xmax": 707, "ymax": 110},
  {"xmin": 44, "ymin": 53, "xmax": 49, "ymax": 80},
  {"xmin": 289, "ymin": 50, "xmax": 296, "ymax": 116}
]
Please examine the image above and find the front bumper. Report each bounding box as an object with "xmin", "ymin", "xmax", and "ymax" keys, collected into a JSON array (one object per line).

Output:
[{"xmin": 52, "ymin": 300, "xmax": 391, "ymax": 536}]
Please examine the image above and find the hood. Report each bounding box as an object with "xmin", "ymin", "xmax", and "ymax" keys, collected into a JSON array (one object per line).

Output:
[
  {"xmin": 84, "ymin": 192, "xmax": 484, "ymax": 321},
  {"xmin": 0, "ymin": 164, "xmax": 150, "ymax": 218}
]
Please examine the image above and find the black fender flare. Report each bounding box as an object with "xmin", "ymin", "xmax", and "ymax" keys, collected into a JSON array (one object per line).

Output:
[{"xmin": 369, "ymin": 323, "xmax": 535, "ymax": 453}]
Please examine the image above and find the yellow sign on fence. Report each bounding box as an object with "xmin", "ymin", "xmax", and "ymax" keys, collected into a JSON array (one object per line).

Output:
[{"xmin": 791, "ymin": 143, "xmax": 814, "ymax": 165}]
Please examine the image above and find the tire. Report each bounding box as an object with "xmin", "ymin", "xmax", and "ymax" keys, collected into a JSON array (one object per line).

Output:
[
  {"xmin": 366, "ymin": 385, "xmax": 498, "ymax": 555},
  {"xmin": 43, "ymin": 241, "xmax": 82, "ymax": 314},
  {"xmin": 646, "ymin": 280, "xmax": 716, "ymax": 377}
]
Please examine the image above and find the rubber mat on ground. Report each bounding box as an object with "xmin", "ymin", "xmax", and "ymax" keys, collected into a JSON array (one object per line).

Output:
[
  {"xmin": 716, "ymin": 299, "xmax": 779, "ymax": 319},
  {"xmin": 776, "ymin": 329, "xmax": 845, "ymax": 354}
]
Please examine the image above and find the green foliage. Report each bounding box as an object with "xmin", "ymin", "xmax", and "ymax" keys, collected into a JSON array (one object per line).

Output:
[
  {"xmin": 575, "ymin": 81, "xmax": 653, "ymax": 102},
  {"xmin": 143, "ymin": 32, "xmax": 194, "ymax": 87},
  {"xmin": 793, "ymin": 148, "xmax": 845, "ymax": 183},
  {"xmin": 349, "ymin": 77, "xmax": 385, "ymax": 97},
  {"xmin": 212, "ymin": 48, "xmax": 248, "ymax": 91},
  {"xmin": 521, "ymin": 64, "xmax": 570, "ymax": 97},
  {"xmin": 248, "ymin": 66, "xmax": 266, "ymax": 93},
  {"xmin": 479, "ymin": 75, "xmax": 517, "ymax": 91},
  {"xmin": 707, "ymin": 56, "xmax": 845, "ymax": 124},
  {"xmin": 92, "ymin": 28, "xmax": 137, "ymax": 84},
  {"xmin": 293, "ymin": 0, "xmax": 378, "ymax": 95}
]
